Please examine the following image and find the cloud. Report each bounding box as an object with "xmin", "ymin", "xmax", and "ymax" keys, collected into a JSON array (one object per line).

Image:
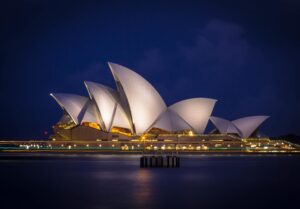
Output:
[
  {"xmin": 133, "ymin": 19, "xmax": 252, "ymax": 101},
  {"xmin": 136, "ymin": 19, "xmax": 250, "ymax": 78},
  {"xmin": 180, "ymin": 19, "xmax": 248, "ymax": 72}
]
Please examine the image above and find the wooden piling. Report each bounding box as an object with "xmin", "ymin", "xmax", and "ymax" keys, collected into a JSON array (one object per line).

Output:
[{"xmin": 140, "ymin": 155, "xmax": 180, "ymax": 168}]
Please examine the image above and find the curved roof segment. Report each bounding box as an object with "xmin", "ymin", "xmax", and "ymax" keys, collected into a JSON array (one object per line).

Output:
[
  {"xmin": 50, "ymin": 93, "xmax": 89, "ymax": 125},
  {"xmin": 150, "ymin": 109, "xmax": 193, "ymax": 132},
  {"xmin": 111, "ymin": 104, "xmax": 132, "ymax": 130},
  {"xmin": 232, "ymin": 116, "xmax": 269, "ymax": 138},
  {"xmin": 210, "ymin": 116, "xmax": 241, "ymax": 135},
  {"xmin": 81, "ymin": 101, "xmax": 101, "ymax": 124},
  {"xmin": 169, "ymin": 98, "xmax": 217, "ymax": 134},
  {"xmin": 84, "ymin": 81, "xmax": 131, "ymax": 131},
  {"xmin": 210, "ymin": 115, "xmax": 269, "ymax": 138},
  {"xmin": 108, "ymin": 62, "xmax": 167, "ymax": 134}
]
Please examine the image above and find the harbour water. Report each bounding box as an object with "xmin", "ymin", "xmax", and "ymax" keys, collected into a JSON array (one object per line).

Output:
[{"xmin": 0, "ymin": 154, "xmax": 299, "ymax": 209}]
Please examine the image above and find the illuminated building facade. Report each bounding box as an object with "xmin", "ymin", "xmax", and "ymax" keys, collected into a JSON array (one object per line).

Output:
[{"xmin": 50, "ymin": 62, "xmax": 269, "ymax": 141}]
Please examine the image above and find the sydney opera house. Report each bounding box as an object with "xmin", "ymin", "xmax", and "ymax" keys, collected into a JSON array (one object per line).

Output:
[
  {"xmin": 2, "ymin": 62, "xmax": 298, "ymax": 153},
  {"xmin": 50, "ymin": 62, "xmax": 269, "ymax": 143},
  {"xmin": 2, "ymin": 62, "xmax": 299, "ymax": 153}
]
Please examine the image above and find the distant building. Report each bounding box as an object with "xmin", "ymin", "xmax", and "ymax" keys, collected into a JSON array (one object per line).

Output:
[{"xmin": 50, "ymin": 62, "xmax": 269, "ymax": 141}]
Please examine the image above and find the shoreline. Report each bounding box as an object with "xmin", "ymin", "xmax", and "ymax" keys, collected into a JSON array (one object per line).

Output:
[{"xmin": 1, "ymin": 149, "xmax": 299, "ymax": 156}]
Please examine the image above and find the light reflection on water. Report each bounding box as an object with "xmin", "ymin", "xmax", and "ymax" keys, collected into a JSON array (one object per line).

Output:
[
  {"xmin": 0, "ymin": 154, "xmax": 299, "ymax": 209},
  {"xmin": 134, "ymin": 169, "xmax": 153, "ymax": 209}
]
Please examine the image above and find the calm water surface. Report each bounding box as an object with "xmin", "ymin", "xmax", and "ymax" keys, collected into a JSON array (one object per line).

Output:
[{"xmin": 0, "ymin": 154, "xmax": 299, "ymax": 209}]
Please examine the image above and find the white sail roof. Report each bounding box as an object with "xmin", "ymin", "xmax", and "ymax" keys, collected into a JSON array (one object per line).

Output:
[
  {"xmin": 210, "ymin": 115, "xmax": 269, "ymax": 138},
  {"xmin": 109, "ymin": 62, "xmax": 167, "ymax": 134},
  {"xmin": 81, "ymin": 101, "xmax": 101, "ymax": 124},
  {"xmin": 232, "ymin": 116, "xmax": 269, "ymax": 138},
  {"xmin": 84, "ymin": 81, "xmax": 131, "ymax": 131},
  {"xmin": 150, "ymin": 109, "xmax": 193, "ymax": 132},
  {"xmin": 169, "ymin": 98, "xmax": 217, "ymax": 134},
  {"xmin": 210, "ymin": 116, "xmax": 241, "ymax": 135},
  {"xmin": 50, "ymin": 93, "xmax": 89, "ymax": 125},
  {"xmin": 50, "ymin": 62, "xmax": 269, "ymax": 138},
  {"xmin": 111, "ymin": 104, "xmax": 132, "ymax": 130}
]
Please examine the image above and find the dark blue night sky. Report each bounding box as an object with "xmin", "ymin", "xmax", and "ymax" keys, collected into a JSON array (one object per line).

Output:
[{"xmin": 1, "ymin": 0, "xmax": 299, "ymax": 139}]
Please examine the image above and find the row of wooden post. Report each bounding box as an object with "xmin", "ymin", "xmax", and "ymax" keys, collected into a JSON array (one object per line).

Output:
[{"xmin": 140, "ymin": 156, "xmax": 180, "ymax": 168}]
